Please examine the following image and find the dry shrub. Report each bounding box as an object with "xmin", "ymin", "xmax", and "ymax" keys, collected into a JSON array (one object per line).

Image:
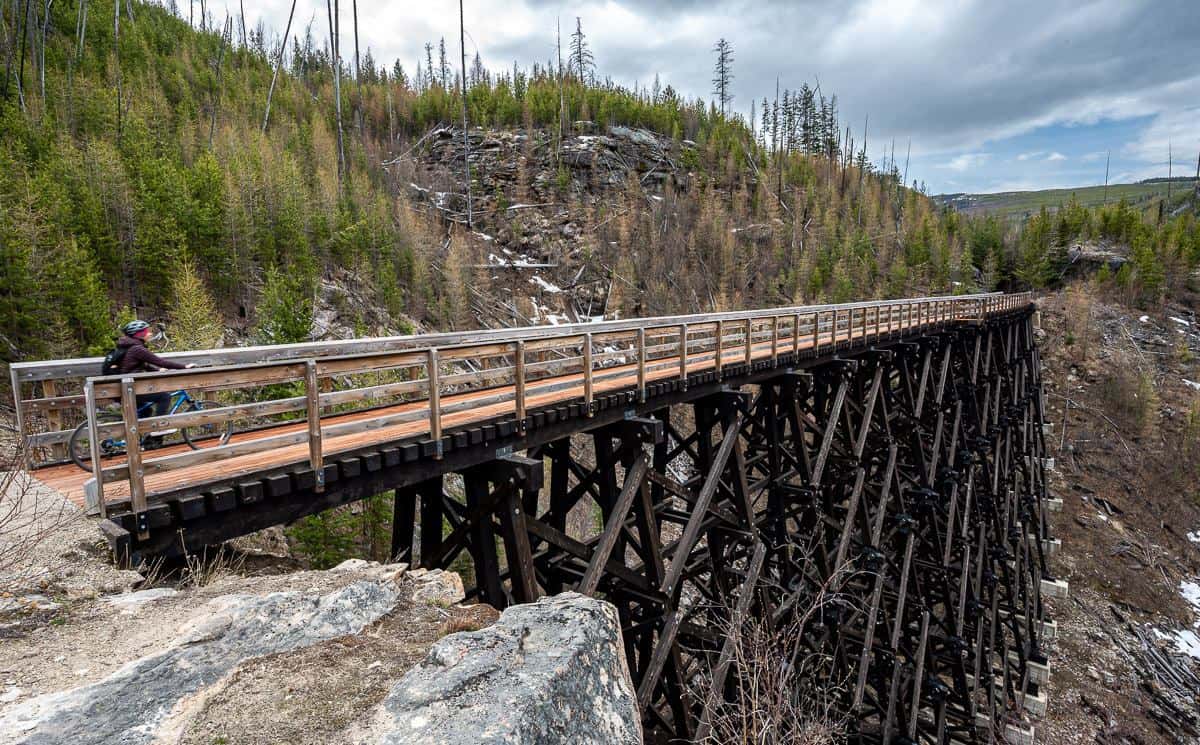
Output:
[
  {"xmin": 0, "ymin": 443, "xmax": 76, "ymax": 584},
  {"xmin": 175, "ymin": 532, "xmax": 246, "ymax": 588},
  {"xmin": 695, "ymin": 542, "xmax": 854, "ymax": 745},
  {"xmin": 437, "ymin": 614, "xmax": 487, "ymax": 638},
  {"xmin": 1161, "ymin": 400, "xmax": 1200, "ymax": 500},
  {"xmin": 696, "ymin": 609, "xmax": 847, "ymax": 745},
  {"xmin": 1094, "ymin": 354, "xmax": 1158, "ymax": 435},
  {"xmin": 1061, "ymin": 283, "xmax": 1097, "ymax": 362}
]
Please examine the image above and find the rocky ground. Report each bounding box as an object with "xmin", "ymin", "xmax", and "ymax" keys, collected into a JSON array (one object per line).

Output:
[
  {"xmin": 1035, "ymin": 286, "xmax": 1200, "ymax": 744},
  {"xmin": 394, "ymin": 123, "xmax": 694, "ymax": 326},
  {"xmin": 0, "ymin": 470, "xmax": 643, "ymax": 745},
  {"xmin": 0, "ymin": 472, "xmax": 494, "ymax": 744}
]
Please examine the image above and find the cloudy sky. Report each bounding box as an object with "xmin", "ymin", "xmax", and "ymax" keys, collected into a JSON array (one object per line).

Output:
[{"xmin": 238, "ymin": 0, "xmax": 1200, "ymax": 194}]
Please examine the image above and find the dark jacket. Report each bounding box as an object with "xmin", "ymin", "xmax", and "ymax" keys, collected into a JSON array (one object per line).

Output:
[{"xmin": 117, "ymin": 336, "xmax": 188, "ymax": 374}]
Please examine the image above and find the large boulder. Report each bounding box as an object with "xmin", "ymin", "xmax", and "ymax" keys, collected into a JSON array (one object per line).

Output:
[
  {"xmin": 0, "ymin": 580, "xmax": 402, "ymax": 745},
  {"xmin": 363, "ymin": 592, "xmax": 642, "ymax": 745}
]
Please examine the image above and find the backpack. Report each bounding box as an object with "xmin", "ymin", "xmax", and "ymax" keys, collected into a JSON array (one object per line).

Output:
[{"xmin": 101, "ymin": 344, "xmax": 127, "ymax": 376}]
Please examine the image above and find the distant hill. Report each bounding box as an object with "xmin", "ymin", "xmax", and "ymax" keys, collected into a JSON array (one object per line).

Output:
[{"xmin": 934, "ymin": 179, "xmax": 1199, "ymax": 219}]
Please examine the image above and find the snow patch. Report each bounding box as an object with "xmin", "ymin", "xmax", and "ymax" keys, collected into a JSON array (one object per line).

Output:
[
  {"xmin": 1181, "ymin": 580, "xmax": 1200, "ymax": 612},
  {"xmin": 530, "ymin": 276, "xmax": 563, "ymax": 294},
  {"xmin": 1169, "ymin": 316, "xmax": 1191, "ymax": 326},
  {"xmin": 1184, "ymin": 379, "xmax": 1200, "ymax": 391}
]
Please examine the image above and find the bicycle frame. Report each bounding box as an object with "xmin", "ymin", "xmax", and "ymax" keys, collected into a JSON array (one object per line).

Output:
[{"xmin": 113, "ymin": 390, "xmax": 193, "ymax": 448}]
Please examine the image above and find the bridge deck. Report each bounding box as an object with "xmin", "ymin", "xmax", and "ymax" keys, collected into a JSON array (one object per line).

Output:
[
  {"xmin": 13, "ymin": 293, "xmax": 1032, "ymax": 536},
  {"xmin": 33, "ymin": 330, "xmax": 849, "ymax": 507}
]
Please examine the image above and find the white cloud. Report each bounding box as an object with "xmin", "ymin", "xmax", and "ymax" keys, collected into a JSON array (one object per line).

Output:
[
  {"xmin": 1046, "ymin": 152, "xmax": 1067, "ymax": 161},
  {"xmin": 1121, "ymin": 106, "xmax": 1200, "ymax": 165},
  {"xmin": 1016, "ymin": 151, "xmax": 1044, "ymax": 161},
  {"xmin": 939, "ymin": 152, "xmax": 990, "ymax": 172}
]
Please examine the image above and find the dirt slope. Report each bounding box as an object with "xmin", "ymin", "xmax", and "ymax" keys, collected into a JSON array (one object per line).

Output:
[{"xmin": 1037, "ymin": 286, "xmax": 1200, "ymax": 743}]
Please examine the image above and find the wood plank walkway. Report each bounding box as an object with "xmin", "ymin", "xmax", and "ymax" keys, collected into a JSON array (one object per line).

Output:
[
  {"xmin": 18, "ymin": 293, "xmax": 1032, "ymax": 520},
  {"xmin": 34, "ymin": 333, "xmax": 812, "ymax": 507}
]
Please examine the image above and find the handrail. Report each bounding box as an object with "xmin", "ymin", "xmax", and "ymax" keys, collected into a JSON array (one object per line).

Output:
[{"xmin": 14, "ymin": 292, "xmax": 1034, "ymax": 517}]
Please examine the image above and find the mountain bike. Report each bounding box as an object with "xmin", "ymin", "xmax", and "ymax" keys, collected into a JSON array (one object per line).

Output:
[{"xmin": 69, "ymin": 390, "xmax": 233, "ymax": 471}]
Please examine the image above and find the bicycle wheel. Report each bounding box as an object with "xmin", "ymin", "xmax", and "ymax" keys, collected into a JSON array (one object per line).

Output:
[
  {"xmin": 68, "ymin": 412, "xmax": 122, "ymax": 471},
  {"xmin": 181, "ymin": 399, "xmax": 234, "ymax": 449}
]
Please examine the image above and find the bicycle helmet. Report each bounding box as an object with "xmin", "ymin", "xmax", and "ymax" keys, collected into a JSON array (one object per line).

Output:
[{"xmin": 122, "ymin": 320, "xmax": 151, "ymax": 336}]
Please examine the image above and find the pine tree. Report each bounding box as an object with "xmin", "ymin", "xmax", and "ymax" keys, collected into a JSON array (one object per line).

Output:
[
  {"xmin": 437, "ymin": 37, "xmax": 449, "ymax": 89},
  {"xmin": 255, "ymin": 268, "xmax": 313, "ymax": 344},
  {"xmin": 711, "ymin": 38, "xmax": 733, "ymax": 116},
  {"xmin": 759, "ymin": 97, "xmax": 769, "ymax": 149},
  {"xmin": 169, "ymin": 261, "xmax": 224, "ymax": 350},
  {"xmin": 423, "ymin": 41, "xmax": 434, "ymax": 89}
]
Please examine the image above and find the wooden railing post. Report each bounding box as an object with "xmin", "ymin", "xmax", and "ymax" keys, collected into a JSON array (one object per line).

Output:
[
  {"xmin": 715, "ymin": 320, "xmax": 724, "ymax": 378},
  {"xmin": 793, "ymin": 313, "xmax": 801, "ymax": 354},
  {"xmin": 770, "ymin": 316, "xmax": 779, "ymax": 364},
  {"xmin": 84, "ymin": 380, "xmax": 106, "ymax": 518},
  {"xmin": 679, "ymin": 323, "xmax": 689, "ymax": 389},
  {"xmin": 427, "ymin": 348, "xmax": 442, "ymax": 458},
  {"xmin": 744, "ymin": 318, "xmax": 753, "ymax": 366},
  {"xmin": 583, "ymin": 332, "xmax": 594, "ymax": 416},
  {"xmin": 9, "ymin": 367, "xmax": 25, "ymax": 465},
  {"xmin": 515, "ymin": 340, "xmax": 527, "ymax": 423},
  {"xmin": 812, "ymin": 311, "xmax": 820, "ymax": 349},
  {"xmin": 636, "ymin": 329, "xmax": 647, "ymax": 401},
  {"xmin": 304, "ymin": 359, "xmax": 325, "ymax": 491},
  {"xmin": 42, "ymin": 380, "xmax": 64, "ymax": 460},
  {"xmin": 120, "ymin": 377, "xmax": 148, "ymax": 540}
]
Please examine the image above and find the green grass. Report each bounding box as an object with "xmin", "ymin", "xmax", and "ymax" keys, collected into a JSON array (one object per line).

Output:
[{"xmin": 936, "ymin": 180, "xmax": 1198, "ymax": 220}]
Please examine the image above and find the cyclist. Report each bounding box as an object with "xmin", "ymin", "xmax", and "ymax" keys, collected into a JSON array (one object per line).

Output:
[{"xmin": 109, "ymin": 320, "xmax": 197, "ymax": 447}]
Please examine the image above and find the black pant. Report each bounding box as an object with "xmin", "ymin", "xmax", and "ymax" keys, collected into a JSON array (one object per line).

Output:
[{"xmin": 136, "ymin": 392, "xmax": 172, "ymax": 418}]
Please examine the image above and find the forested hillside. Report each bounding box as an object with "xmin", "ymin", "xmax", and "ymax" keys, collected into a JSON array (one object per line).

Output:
[{"xmin": 2, "ymin": 0, "xmax": 1198, "ymax": 366}]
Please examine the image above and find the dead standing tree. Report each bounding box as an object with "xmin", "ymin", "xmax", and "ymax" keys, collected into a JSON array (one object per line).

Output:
[
  {"xmin": 112, "ymin": 0, "xmax": 120, "ymax": 140},
  {"xmin": 325, "ymin": 0, "xmax": 345, "ymax": 187},
  {"xmin": 208, "ymin": 13, "xmax": 230, "ymax": 147},
  {"xmin": 711, "ymin": 37, "xmax": 733, "ymax": 117},
  {"xmin": 261, "ymin": 0, "xmax": 296, "ymax": 132},
  {"xmin": 458, "ymin": 0, "xmax": 471, "ymax": 227}
]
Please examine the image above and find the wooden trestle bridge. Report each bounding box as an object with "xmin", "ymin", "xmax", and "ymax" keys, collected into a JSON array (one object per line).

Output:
[{"xmin": 12, "ymin": 292, "xmax": 1058, "ymax": 743}]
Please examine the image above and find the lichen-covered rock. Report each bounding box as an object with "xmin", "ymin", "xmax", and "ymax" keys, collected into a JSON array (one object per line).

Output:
[
  {"xmin": 405, "ymin": 568, "xmax": 465, "ymax": 606},
  {"xmin": 365, "ymin": 592, "xmax": 642, "ymax": 745}
]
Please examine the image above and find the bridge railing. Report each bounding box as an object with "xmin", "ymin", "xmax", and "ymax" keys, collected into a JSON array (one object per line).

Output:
[{"xmin": 13, "ymin": 292, "xmax": 1033, "ymax": 524}]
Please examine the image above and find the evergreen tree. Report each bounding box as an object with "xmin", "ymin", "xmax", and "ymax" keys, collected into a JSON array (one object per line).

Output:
[
  {"xmin": 437, "ymin": 37, "xmax": 449, "ymax": 89},
  {"xmin": 255, "ymin": 268, "xmax": 314, "ymax": 344},
  {"xmin": 169, "ymin": 261, "xmax": 224, "ymax": 350},
  {"xmin": 711, "ymin": 38, "xmax": 733, "ymax": 116}
]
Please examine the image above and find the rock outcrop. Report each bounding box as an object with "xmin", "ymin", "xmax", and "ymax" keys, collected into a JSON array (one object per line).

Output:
[
  {"xmin": 1, "ymin": 554, "xmax": 642, "ymax": 745},
  {"xmin": 360, "ymin": 592, "xmax": 642, "ymax": 745},
  {"xmin": 1, "ymin": 579, "xmax": 402, "ymax": 744}
]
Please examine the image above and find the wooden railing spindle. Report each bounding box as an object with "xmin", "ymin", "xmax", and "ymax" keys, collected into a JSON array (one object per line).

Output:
[
  {"xmin": 84, "ymin": 380, "xmax": 106, "ymax": 518},
  {"xmin": 515, "ymin": 340, "xmax": 527, "ymax": 426},
  {"xmin": 715, "ymin": 321, "xmax": 724, "ymax": 378},
  {"xmin": 305, "ymin": 360, "xmax": 324, "ymax": 491},
  {"xmin": 120, "ymin": 377, "xmax": 148, "ymax": 539},
  {"xmin": 679, "ymin": 323, "xmax": 689, "ymax": 388},
  {"xmin": 744, "ymin": 318, "xmax": 753, "ymax": 366},
  {"xmin": 427, "ymin": 348, "xmax": 442, "ymax": 458},
  {"xmin": 584, "ymin": 333, "xmax": 594, "ymax": 416}
]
